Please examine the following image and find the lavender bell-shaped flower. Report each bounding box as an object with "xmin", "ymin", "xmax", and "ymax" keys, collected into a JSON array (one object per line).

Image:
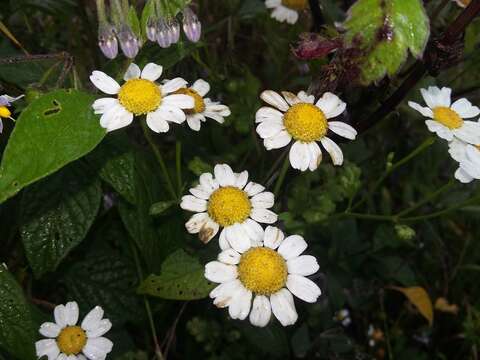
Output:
[
  {"xmin": 98, "ymin": 24, "xmax": 118, "ymax": 59},
  {"xmin": 166, "ymin": 18, "xmax": 181, "ymax": 45},
  {"xmin": 146, "ymin": 17, "xmax": 158, "ymax": 42},
  {"xmin": 182, "ymin": 7, "xmax": 201, "ymax": 43},
  {"xmin": 117, "ymin": 25, "xmax": 139, "ymax": 58},
  {"xmin": 156, "ymin": 18, "xmax": 171, "ymax": 48}
]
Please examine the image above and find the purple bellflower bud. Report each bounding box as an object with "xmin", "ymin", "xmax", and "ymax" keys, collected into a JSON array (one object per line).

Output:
[
  {"xmin": 166, "ymin": 18, "xmax": 180, "ymax": 45},
  {"xmin": 98, "ymin": 24, "xmax": 118, "ymax": 59},
  {"xmin": 182, "ymin": 7, "xmax": 201, "ymax": 43},
  {"xmin": 146, "ymin": 17, "xmax": 158, "ymax": 42},
  {"xmin": 117, "ymin": 25, "xmax": 139, "ymax": 58},
  {"xmin": 156, "ymin": 18, "xmax": 171, "ymax": 48}
]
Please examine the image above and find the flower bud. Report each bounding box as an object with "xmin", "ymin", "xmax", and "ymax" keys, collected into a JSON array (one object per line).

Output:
[
  {"xmin": 146, "ymin": 17, "xmax": 158, "ymax": 42},
  {"xmin": 98, "ymin": 24, "xmax": 118, "ymax": 59},
  {"xmin": 182, "ymin": 7, "xmax": 201, "ymax": 43},
  {"xmin": 156, "ymin": 18, "xmax": 172, "ymax": 48},
  {"xmin": 166, "ymin": 18, "xmax": 180, "ymax": 45},
  {"xmin": 117, "ymin": 25, "xmax": 139, "ymax": 58}
]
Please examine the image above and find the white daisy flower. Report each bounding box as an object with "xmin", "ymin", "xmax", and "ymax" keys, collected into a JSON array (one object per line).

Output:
[
  {"xmin": 90, "ymin": 62, "xmax": 194, "ymax": 132},
  {"xmin": 0, "ymin": 94, "xmax": 24, "ymax": 133},
  {"xmin": 205, "ymin": 226, "xmax": 321, "ymax": 327},
  {"xmin": 408, "ymin": 86, "xmax": 480, "ymax": 144},
  {"xmin": 334, "ymin": 309, "xmax": 352, "ymax": 327},
  {"xmin": 449, "ymin": 138, "xmax": 480, "ymax": 183},
  {"xmin": 265, "ymin": 0, "xmax": 308, "ymax": 24},
  {"xmin": 256, "ymin": 90, "xmax": 357, "ymax": 171},
  {"xmin": 180, "ymin": 164, "xmax": 277, "ymax": 252},
  {"xmin": 175, "ymin": 79, "xmax": 231, "ymax": 131},
  {"xmin": 35, "ymin": 301, "xmax": 113, "ymax": 360}
]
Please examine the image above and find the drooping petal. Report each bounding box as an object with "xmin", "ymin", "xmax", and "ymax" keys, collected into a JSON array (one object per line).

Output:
[
  {"xmin": 249, "ymin": 295, "xmax": 272, "ymax": 327},
  {"xmin": 425, "ymin": 120, "xmax": 453, "ymax": 141},
  {"xmin": 308, "ymin": 142, "xmax": 322, "ymax": 171},
  {"xmin": 146, "ymin": 110, "xmax": 170, "ymax": 133},
  {"xmin": 320, "ymin": 137, "xmax": 344, "ymax": 166},
  {"xmin": 289, "ymin": 141, "xmax": 311, "ymax": 171},
  {"xmin": 408, "ymin": 101, "xmax": 434, "ymax": 118},
  {"xmin": 228, "ymin": 286, "xmax": 252, "ymax": 320},
  {"xmin": 328, "ymin": 121, "xmax": 357, "ymax": 140},
  {"xmin": 270, "ymin": 289, "xmax": 298, "ymax": 326}
]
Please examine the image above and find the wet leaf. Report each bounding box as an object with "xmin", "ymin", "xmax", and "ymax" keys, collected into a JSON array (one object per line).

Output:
[
  {"xmin": 389, "ymin": 286, "xmax": 433, "ymax": 325},
  {"xmin": 0, "ymin": 89, "xmax": 105, "ymax": 204}
]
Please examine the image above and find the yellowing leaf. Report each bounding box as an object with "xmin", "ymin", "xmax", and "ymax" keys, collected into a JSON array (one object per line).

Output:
[
  {"xmin": 434, "ymin": 297, "xmax": 459, "ymax": 315},
  {"xmin": 389, "ymin": 286, "xmax": 433, "ymax": 325}
]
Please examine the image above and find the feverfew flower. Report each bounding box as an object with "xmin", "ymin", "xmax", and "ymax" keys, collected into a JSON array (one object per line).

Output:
[
  {"xmin": 256, "ymin": 90, "xmax": 357, "ymax": 171},
  {"xmin": 0, "ymin": 94, "xmax": 24, "ymax": 133},
  {"xmin": 180, "ymin": 164, "xmax": 277, "ymax": 251},
  {"xmin": 449, "ymin": 138, "xmax": 480, "ymax": 183},
  {"xmin": 35, "ymin": 301, "xmax": 113, "ymax": 360},
  {"xmin": 265, "ymin": 0, "xmax": 307, "ymax": 24},
  {"xmin": 408, "ymin": 86, "xmax": 480, "ymax": 144},
  {"xmin": 205, "ymin": 226, "xmax": 321, "ymax": 327},
  {"xmin": 90, "ymin": 62, "xmax": 194, "ymax": 132},
  {"xmin": 175, "ymin": 79, "xmax": 231, "ymax": 131}
]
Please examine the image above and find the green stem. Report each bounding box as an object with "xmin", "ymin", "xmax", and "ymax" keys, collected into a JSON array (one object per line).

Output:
[
  {"xmin": 262, "ymin": 148, "xmax": 288, "ymax": 184},
  {"xmin": 175, "ymin": 140, "xmax": 182, "ymax": 195},
  {"xmin": 141, "ymin": 120, "xmax": 178, "ymax": 200},
  {"xmin": 380, "ymin": 291, "xmax": 394, "ymax": 360},
  {"xmin": 273, "ymin": 156, "xmax": 290, "ymax": 198}
]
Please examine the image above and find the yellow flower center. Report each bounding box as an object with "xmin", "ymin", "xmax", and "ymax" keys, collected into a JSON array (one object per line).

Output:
[
  {"xmin": 174, "ymin": 88, "xmax": 205, "ymax": 114},
  {"xmin": 281, "ymin": 0, "xmax": 307, "ymax": 10},
  {"xmin": 207, "ymin": 187, "xmax": 251, "ymax": 227},
  {"xmin": 238, "ymin": 247, "xmax": 287, "ymax": 295},
  {"xmin": 0, "ymin": 106, "xmax": 11, "ymax": 118},
  {"xmin": 283, "ymin": 103, "xmax": 328, "ymax": 142},
  {"xmin": 56, "ymin": 326, "xmax": 87, "ymax": 355},
  {"xmin": 433, "ymin": 106, "xmax": 463, "ymax": 130},
  {"xmin": 118, "ymin": 79, "xmax": 161, "ymax": 115}
]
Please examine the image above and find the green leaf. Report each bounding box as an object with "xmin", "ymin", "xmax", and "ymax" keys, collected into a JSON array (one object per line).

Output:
[
  {"xmin": 0, "ymin": 266, "xmax": 36, "ymax": 360},
  {"xmin": 344, "ymin": 0, "xmax": 429, "ymax": 84},
  {"xmin": 140, "ymin": 0, "xmax": 156, "ymax": 40},
  {"xmin": 149, "ymin": 200, "xmax": 176, "ymax": 216},
  {"xmin": 157, "ymin": 0, "xmax": 191, "ymax": 17},
  {"xmin": 240, "ymin": 321, "xmax": 289, "ymax": 357},
  {"xmin": 20, "ymin": 163, "xmax": 102, "ymax": 277},
  {"xmin": 0, "ymin": 89, "xmax": 105, "ymax": 204},
  {"xmin": 138, "ymin": 250, "xmax": 214, "ymax": 300},
  {"xmin": 61, "ymin": 250, "xmax": 142, "ymax": 325},
  {"xmin": 128, "ymin": 5, "xmax": 141, "ymax": 38}
]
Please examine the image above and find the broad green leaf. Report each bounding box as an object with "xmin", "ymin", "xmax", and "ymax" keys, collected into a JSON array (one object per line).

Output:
[
  {"xmin": 0, "ymin": 89, "xmax": 105, "ymax": 204},
  {"xmin": 157, "ymin": 0, "xmax": 191, "ymax": 17},
  {"xmin": 140, "ymin": 0, "xmax": 156, "ymax": 40},
  {"xmin": 0, "ymin": 266, "xmax": 36, "ymax": 360},
  {"xmin": 138, "ymin": 250, "xmax": 214, "ymax": 300},
  {"xmin": 344, "ymin": 0, "xmax": 429, "ymax": 84},
  {"xmin": 128, "ymin": 5, "xmax": 142, "ymax": 38},
  {"xmin": 20, "ymin": 163, "xmax": 101, "ymax": 277},
  {"xmin": 61, "ymin": 250, "xmax": 142, "ymax": 325}
]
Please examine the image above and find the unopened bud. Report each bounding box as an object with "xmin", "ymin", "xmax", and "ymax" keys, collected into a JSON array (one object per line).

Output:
[
  {"xmin": 182, "ymin": 7, "xmax": 201, "ymax": 43},
  {"xmin": 117, "ymin": 25, "xmax": 139, "ymax": 58},
  {"xmin": 156, "ymin": 18, "xmax": 171, "ymax": 48},
  {"xmin": 166, "ymin": 18, "xmax": 180, "ymax": 45},
  {"xmin": 146, "ymin": 17, "xmax": 158, "ymax": 42},
  {"xmin": 98, "ymin": 24, "xmax": 118, "ymax": 59}
]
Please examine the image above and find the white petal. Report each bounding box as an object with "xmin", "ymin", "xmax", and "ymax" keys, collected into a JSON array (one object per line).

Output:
[
  {"xmin": 278, "ymin": 235, "xmax": 307, "ymax": 260},
  {"xmin": 225, "ymin": 223, "xmax": 251, "ymax": 253},
  {"xmin": 90, "ymin": 71, "xmax": 120, "ymax": 95},
  {"xmin": 100, "ymin": 104, "xmax": 133, "ymax": 132},
  {"xmin": 308, "ymin": 142, "xmax": 322, "ymax": 171},
  {"xmin": 204, "ymin": 261, "xmax": 238, "ymax": 283},
  {"xmin": 250, "ymin": 208, "xmax": 277, "ymax": 224},
  {"xmin": 199, "ymin": 173, "xmax": 219, "ymax": 193},
  {"xmin": 242, "ymin": 219, "xmax": 264, "ymax": 243},
  {"xmin": 320, "ymin": 137, "xmax": 344, "ymax": 165},
  {"xmin": 86, "ymin": 319, "xmax": 112, "ymax": 338},
  {"xmin": 54, "ymin": 304, "xmax": 68, "ymax": 328},
  {"xmin": 460, "ymin": 159, "xmax": 480, "ymax": 178},
  {"xmin": 161, "ymin": 78, "xmax": 188, "ymax": 94},
  {"xmin": 219, "ymin": 228, "xmax": 230, "ymax": 250},
  {"xmin": 255, "ymin": 106, "xmax": 284, "ymax": 123},
  {"xmin": 270, "ymin": 289, "xmax": 298, "ymax": 326},
  {"xmin": 191, "ymin": 79, "xmax": 210, "ymax": 97},
  {"xmin": 146, "ymin": 110, "xmax": 170, "ymax": 133},
  {"xmin": 189, "ymin": 185, "xmax": 211, "ymax": 200},
  {"xmin": 203, "ymin": 111, "xmax": 225, "ymax": 123},
  {"xmin": 141, "ymin": 63, "xmax": 163, "ymax": 81},
  {"xmin": 289, "ymin": 141, "xmax": 311, "ymax": 171},
  {"xmin": 92, "ymin": 97, "xmax": 118, "ymax": 115},
  {"xmin": 281, "ymin": 91, "xmax": 301, "ymax": 106},
  {"xmin": 65, "ymin": 301, "xmax": 79, "ymax": 326},
  {"xmin": 264, "ymin": 130, "xmax": 292, "ymax": 150},
  {"xmin": 200, "ymin": 218, "xmax": 220, "ymax": 243},
  {"xmin": 83, "ymin": 337, "xmax": 113, "ymax": 360},
  {"xmin": 180, "ymin": 195, "xmax": 207, "ymax": 213},
  {"xmin": 263, "ymin": 226, "xmax": 284, "ymax": 249},
  {"xmin": 214, "ymin": 164, "xmax": 236, "ymax": 187},
  {"xmin": 35, "ymin": 339, "xmax": 60, "ymax": 360},
  {"xmin": 287, "ymin": 255, "xmax": 319, "ymax": 276},
  {"xmin": 251, "ymin": 191, "xmax": 275, "ymax": 209},
  {"xmin": 211, "ymin": 280, "xmax": 243, "ymax": 308},
  {"xmin": 256, "ymin": 119, "xmax": 285, "ymax": 139},
  {"xmin": 260, "ymin": 90, "xmax": 289, "ymax": 112},
  {"xmin": 408, "ymin": 101, "xmax": 434, "ymax": 118},
  {"xmin": 244, "ymin": 182, "xmax": 265, "ymax": 197},
  {"xmin": 228, "ymin": 286, "xmax": 252, "ymax": 320},
  {"xmin": 265, "ymin": 0, "xmax": 281, "ymax": 8},
  {"xmin": 466, "ymin": 144, "xmax": 480, "ymax": 164},
  {"xmin": 186, "ymin": 114, "xmax": 203, "ymax": 131},
  {"xmin": 455, "ymin": 167, "xmax": 474, "ymax": 183},
  {"xmin": 249, "ymin": 295, "xmax": 272, "ymax": 327},
  {"xmin": 157, "ymin": 104, "xmax": 187, "ymax": 124},
  {"xmin": 218, "ymin": 248, "xmax": 241, "ymax": 265},
  {"xmin": 453, "ymin": 121, "xmax": 480, "ymax": 144},
  {"xmin": 286, "ymin": 274, "xmax": 322, "ymax": 303},
  {"xmin": 235, "ymin": 171, "xmax": 249, "ymax": 189},
  {"xmin": 162, "ymin": 94, "xmax": 194, "ymax": 109},
  {"xmin": 205, "ymin": 103, "xmax": 230, "ymax": 116},
  {"xmin": 451, "ymin": 98, "xmax": 480, "ymax": 118},
  {"xmin": 123, "ymin": 63, "xmax": 141, "ymax": 81},
  {"xmin": 315, "ymin": 92, "xmax": 346, "ymax": 118},
  {"xmin": 448, "ymin": 139, "xmax": 469, "ymax": 162},
  {"xmin": 39, "ymin": 322, "xmax": 62, "ymax": 338},
  {"xmin": 81, "ymin": 306, "xmax": 104, "ymax": 331},
  {"xmin": 297, "ymin": 91, "xmax": 315, "ymax": 104},
  {"xmin": 328, "ymin": 121, "xmax": 358, "ymax": 140},
  {"xmin": 425, "ymin": 120, "xmax": 453, "ymax": 141}
]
